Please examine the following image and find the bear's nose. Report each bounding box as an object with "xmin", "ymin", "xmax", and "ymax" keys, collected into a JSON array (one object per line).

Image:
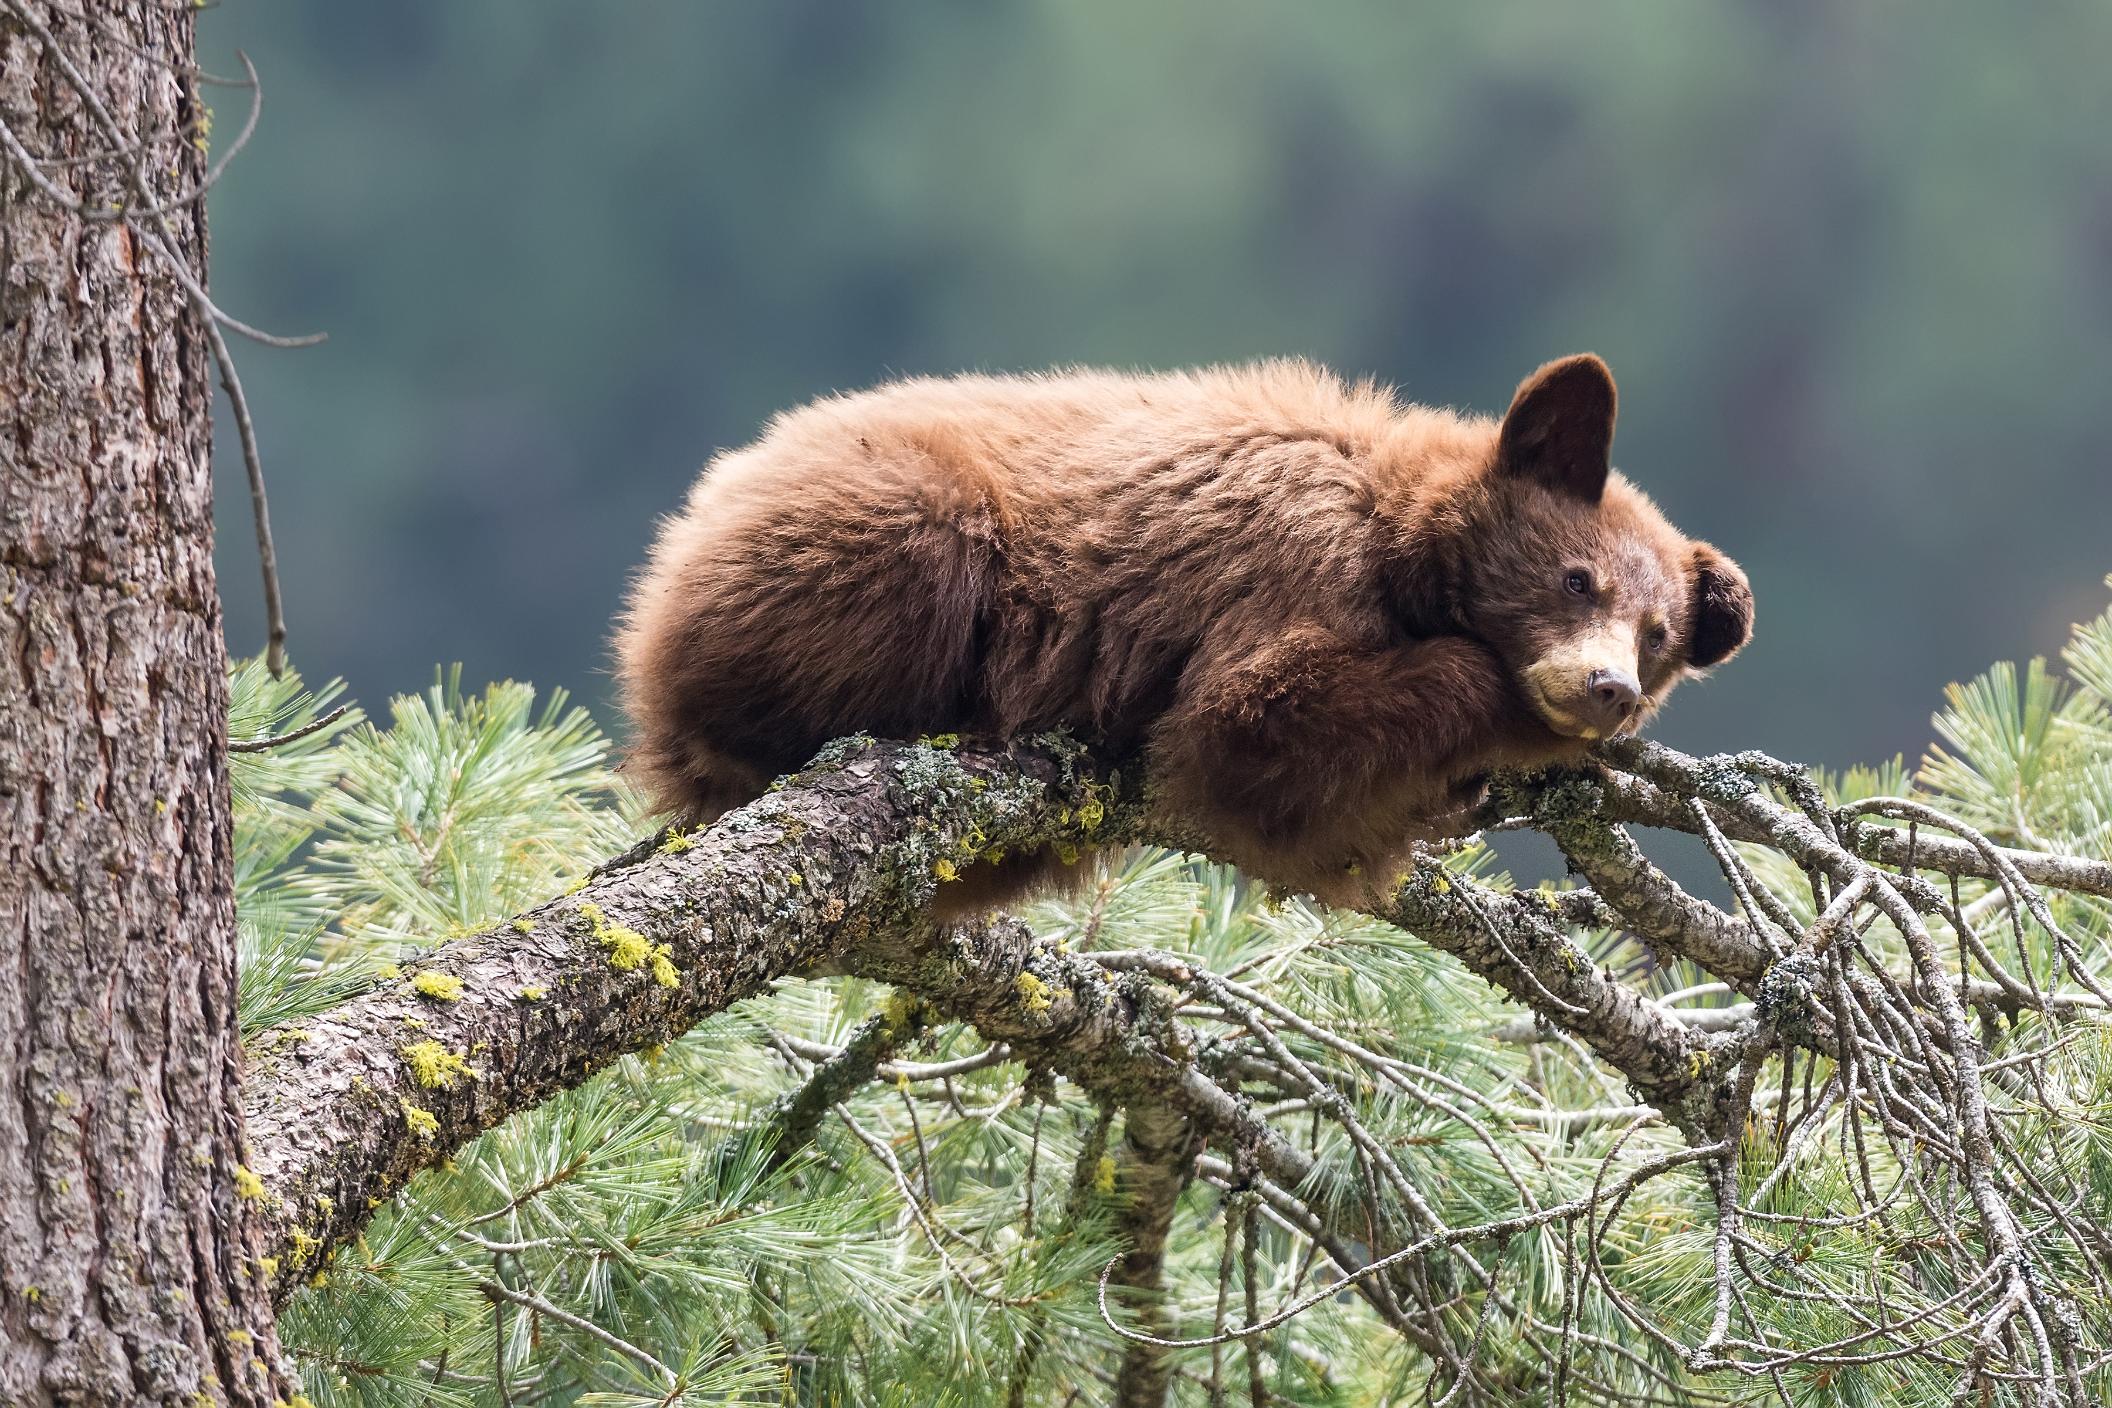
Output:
[{"xmin": 1585, "ymin": 668, "xmax": 1640, "ymax": 729}]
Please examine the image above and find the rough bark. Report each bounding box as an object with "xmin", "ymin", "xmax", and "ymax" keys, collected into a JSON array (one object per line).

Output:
[{"xmin": 0, "ymin": 5, "xmax": 287, "ymax": 1403}]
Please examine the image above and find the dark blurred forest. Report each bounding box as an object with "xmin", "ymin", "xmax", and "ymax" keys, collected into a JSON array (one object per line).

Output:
[{"xmin": 200, "ymin": 1, "xmax": 2112, "ymax": 774}]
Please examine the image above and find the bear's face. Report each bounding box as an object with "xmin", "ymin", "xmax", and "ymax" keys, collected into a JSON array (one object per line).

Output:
[{"xmin": 1441, "ymin": 355, "xmax": 1754, "ymax": 742}]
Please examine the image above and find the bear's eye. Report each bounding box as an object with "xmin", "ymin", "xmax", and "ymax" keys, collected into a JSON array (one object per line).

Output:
[
  {"xmin": 1645, "ymin": 625, "xmax": 1669, "ymax": 654},
  {"xmin": 1563, "ymin": 570, "xmax": 1593, "ymax": 598}
]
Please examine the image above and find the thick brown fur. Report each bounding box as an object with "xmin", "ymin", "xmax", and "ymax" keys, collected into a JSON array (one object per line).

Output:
[{"xmin": 615, "ymin": 355, "xmax": 1753, "ymax": 907}]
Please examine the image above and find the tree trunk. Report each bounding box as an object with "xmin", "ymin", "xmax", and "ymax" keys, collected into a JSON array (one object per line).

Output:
[{"xmin": 0, "ymin": 4, "xmax": 288, "ymax": 1403}]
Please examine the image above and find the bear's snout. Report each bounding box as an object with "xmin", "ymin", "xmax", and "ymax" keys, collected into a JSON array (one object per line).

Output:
[
  {"xmin": 1584, "ymin": 667, "xmax": 1641, "ymax": 733},
  {"xmin": 1518, "ymin": 622, "xmax": 1646, "ymax": 740}
]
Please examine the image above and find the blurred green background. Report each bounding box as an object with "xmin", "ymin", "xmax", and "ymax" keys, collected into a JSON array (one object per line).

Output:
[{"xmin": 200, "ymin": 1, "xmax": 2112, "ymax": 774}]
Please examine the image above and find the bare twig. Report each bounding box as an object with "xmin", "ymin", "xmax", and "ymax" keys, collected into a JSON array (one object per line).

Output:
[{"xmin": 228, "ymin": 702, "xmax": 351, "ymax": 753}]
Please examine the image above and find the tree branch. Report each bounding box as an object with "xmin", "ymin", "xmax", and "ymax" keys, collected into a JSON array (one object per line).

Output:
[
  {"xmin": 1107, "ymin": 1100, "xmax": 1206, "ymax": 1408},
  {"xmin": 732, "ymin": 1004, "xmax": 927, "ymax": 1179},
  {"xmin": 241, "ymin": 733, "xmax": 1126, "ymax": 1297},
  {"xmin": 1580, "ymin": 739, "xmax": 2112, "ymax": 900}
]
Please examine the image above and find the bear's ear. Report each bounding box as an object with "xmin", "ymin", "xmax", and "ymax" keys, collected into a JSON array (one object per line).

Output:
[
  {"xmin": 1685, "ymin": 542, "xmax": 1753, "ymax": 669},
  {"xmin": 1497, "ymin": 354, "xmax": 1617, "ymax": 502}
]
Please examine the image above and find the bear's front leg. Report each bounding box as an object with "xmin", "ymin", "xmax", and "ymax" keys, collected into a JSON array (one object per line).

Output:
[{"xmin": 1149, "ymin": 625, "xmax": 1536, "ymax": 898}]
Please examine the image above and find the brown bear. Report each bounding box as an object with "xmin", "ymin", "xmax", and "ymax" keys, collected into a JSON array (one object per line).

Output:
[{"xmin": 614, "ymin": 354, "xmax": 1752, "ymax": 905}]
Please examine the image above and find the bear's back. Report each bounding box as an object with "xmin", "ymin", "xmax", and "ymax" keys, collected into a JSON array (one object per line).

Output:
[{"xmin": 617, "ymin": 361, "xmax": 1493, "ymax": 821}]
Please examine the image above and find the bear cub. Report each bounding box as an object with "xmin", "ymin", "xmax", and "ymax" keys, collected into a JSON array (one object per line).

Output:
[{"xmin": 615, "ymin": 354, "xmax": 1752, "ymax": 905}]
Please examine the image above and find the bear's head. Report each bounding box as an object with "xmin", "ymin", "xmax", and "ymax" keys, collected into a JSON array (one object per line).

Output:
[{"xmin": 1418, "ymin": 354, "xmax": 1753, "ymax": 743}]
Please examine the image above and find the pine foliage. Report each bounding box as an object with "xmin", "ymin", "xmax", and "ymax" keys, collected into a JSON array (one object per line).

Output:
[{"xmin": 238, "ymin": 582, "xmax": 2112, "ymax": 1406}]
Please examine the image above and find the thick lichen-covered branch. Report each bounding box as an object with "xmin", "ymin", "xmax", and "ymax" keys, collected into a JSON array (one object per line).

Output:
[{"xmin": 241, "ymin": 733, "xmax": 1128, "ymax": 1295}]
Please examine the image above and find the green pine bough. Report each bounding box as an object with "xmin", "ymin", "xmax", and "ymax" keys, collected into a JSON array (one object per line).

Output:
[{"xmin": 238, "ymin": 584, "xmax": 2112, "ymax": 1407}]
